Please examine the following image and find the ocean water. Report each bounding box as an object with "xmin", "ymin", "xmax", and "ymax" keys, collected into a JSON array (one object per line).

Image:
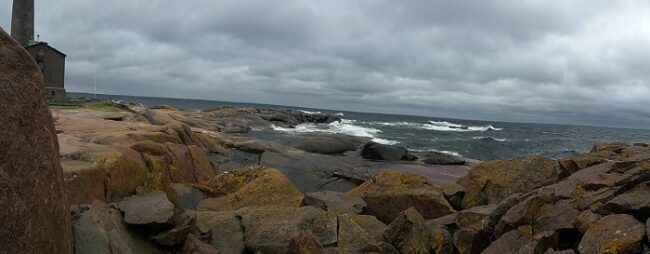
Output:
[{"xmin": 70, "ymin": 92, "xmax": 650, "ymax": 160}]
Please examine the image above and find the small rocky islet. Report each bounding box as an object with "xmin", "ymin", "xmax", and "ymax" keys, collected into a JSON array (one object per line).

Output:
[{"xmin": 2, "ymin": 29, "xmax": 650, "ymax": 254}]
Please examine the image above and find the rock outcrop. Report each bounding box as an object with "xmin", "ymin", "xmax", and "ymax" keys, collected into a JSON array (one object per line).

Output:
[
  {"xmin": 457, "ymin": 156, "xmax": 560, "ymax": 208},
  {"xmin": 347, "ymin": 171, "xmax": 455, "ymax": 223},
  {"xmin": 0, "ymin": 28, "xmax": 72, "ymax": 253}
]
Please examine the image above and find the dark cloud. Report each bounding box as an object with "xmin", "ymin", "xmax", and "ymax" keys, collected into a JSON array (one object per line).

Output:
[{"xmin": 1, "ymin": 0, "xmax": 649, "ymax": 128}]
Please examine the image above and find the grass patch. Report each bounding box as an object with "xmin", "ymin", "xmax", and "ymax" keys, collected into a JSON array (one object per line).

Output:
[
  {"xmin": 85, "ymin": 101, "xmax": 123, "ymax": 112},
  {"xmin": 49, "ymin": 100, "xmax": 124, "ymax": 112}
]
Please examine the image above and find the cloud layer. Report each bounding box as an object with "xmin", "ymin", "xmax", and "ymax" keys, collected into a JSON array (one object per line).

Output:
[{"xmin": 1, "ymin": 0, "xmax": 649, "ymax": 128}]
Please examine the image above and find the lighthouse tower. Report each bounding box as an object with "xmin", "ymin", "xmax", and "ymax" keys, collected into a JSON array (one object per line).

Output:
[{"xmin": 11, "ymin": 0, "xmax": 34, "ymax": 47}]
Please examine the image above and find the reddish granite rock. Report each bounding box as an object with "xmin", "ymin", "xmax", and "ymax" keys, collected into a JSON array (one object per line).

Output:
[
  {"xmin": 286, "ymin": 231, "xmax": 325, "ymax": 254},
  {"xmin": 0, "ymin": 28, "xmax": 72, "ymax": 253}
]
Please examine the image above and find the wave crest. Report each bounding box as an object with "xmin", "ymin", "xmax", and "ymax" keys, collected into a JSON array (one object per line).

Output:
[
  {"xmin": 423, "ymin": 121, "xmax": 503, "ymax": 132},
  {"xmin": 272, "ymin": 119, "xmax": 399, "ymax": 145}
]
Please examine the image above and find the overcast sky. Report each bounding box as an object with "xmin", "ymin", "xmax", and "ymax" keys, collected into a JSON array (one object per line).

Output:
[{"xmin": 1, "ymin": 1, "xmax": 650, "ymax": 128}]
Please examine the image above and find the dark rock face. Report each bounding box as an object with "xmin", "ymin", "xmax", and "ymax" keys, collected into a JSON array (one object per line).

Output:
[
  {"xmin": 284, "ymin": 133, "xmax": 363, "ymax": 154},
  {"xmin": 481, "ymin": 225, "xmax": 533, "ymax": 254},
  {"xmin": 0, "ymin": 28, "xmax": 72, "ymax": 253},
  {"xmin": 418, "ymin": 151, "xmax": 466, "ymax": 165},
  {"xmin": 361, "ymin": 142, "xmax": 412, "ymax": 161}
]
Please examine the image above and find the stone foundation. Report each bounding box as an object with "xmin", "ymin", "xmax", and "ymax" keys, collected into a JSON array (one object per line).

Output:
[{"xmin": 44, "ymin": 86, "xmax": 66, "ymax": 100}]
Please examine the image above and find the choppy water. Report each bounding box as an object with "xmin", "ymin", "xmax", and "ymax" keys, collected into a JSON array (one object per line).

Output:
[{"xmin": 70, "ymin": 92, "xmax": 650, "ymax": 160}]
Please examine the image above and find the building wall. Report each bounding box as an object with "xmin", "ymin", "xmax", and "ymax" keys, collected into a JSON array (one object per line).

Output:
[{"xmin": 26, "ymin": 44, "xmax": 65, "ymax": 89}]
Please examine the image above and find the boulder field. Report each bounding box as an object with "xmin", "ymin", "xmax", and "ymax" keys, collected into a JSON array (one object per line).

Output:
[
  {"xmin": 2, "ymin": 26, "xmax": 650, "ymax": 254},
  {"xmin": 58, "ymin": 101, "xmax": 650, "ymax": 254}
]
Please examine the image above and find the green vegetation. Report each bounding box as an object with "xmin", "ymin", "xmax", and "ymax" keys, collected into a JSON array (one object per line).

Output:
[{"xmin": 48, "ymin": 100, "xmax": 123, "ymax": 112}]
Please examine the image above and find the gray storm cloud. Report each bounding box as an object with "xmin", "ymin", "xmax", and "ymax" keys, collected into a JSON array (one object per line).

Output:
[{"xmin": 1, "ymin": 0, "xmax": 649, "ymax": 128}]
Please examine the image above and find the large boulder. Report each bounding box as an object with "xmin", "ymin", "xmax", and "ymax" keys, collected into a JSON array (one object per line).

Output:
[
  {"xmin": 481, "ymin": 225, "xmax": 533, "ymax": 254},
  {"xmin": 337, "ymin": 214, "xmax": 385, "ymax": 251},
  {"xmin": 383, "ymin": 208, "xmax": 431, "ymax": 254},
  {"xmin": 304, "ymin": 190, "xmax": 366, "ymax": 214},
  {"xmin": 117, "ymin": 191, "xmax": 175, "ymax": 225},
  {"xmin": 457, "ymin": 156, "xmax": 560, "ymax": 208},
  {"xmin": 195, "ymin": 211, "xmax": 245, "ymax": 254},
  {"xmin": 284, "ymin": 133, "xmax": 363, "ymax": 154},
  {"xmin": 595, "ymin": 181, "xmax": 650, "ymax": 219},
  {"xmin": 197, "ymin": 167, "xmax": 304, "ymax": 211},
  {"xmin": 238, "ymin": 207, "xmax": 338, "ymax": 254},
  {"xmin": 73, "ymin": 201, "xmax": 161, "ymax": 254},
  {"xmin": 417, "ymin": 151, "xmax": 466, "ymax": 165},
  {"xmin": 347, "ymin": 171, "xmax": 455, "ymax": 223},
  {"xmin": 578, "ymin": 214, "xmax": 646, "ymax": 254},
  {"xmin": 0, "ymin": 29, "xmax": 72, "ymax": 253},
  {"xmin": 361, "ymin": 142, "xmax": 410, "ymax": 161}
]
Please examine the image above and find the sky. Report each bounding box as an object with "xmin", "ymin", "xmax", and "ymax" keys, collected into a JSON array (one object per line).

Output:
[{"xmin": 1, "ymin": 0, "xmax": 650, "ymax": 129}]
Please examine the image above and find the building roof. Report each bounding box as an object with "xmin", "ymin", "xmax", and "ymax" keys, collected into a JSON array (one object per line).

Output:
[{"xmin": 25, "ymin": 41, "xmax": 67, "ymax": 57}]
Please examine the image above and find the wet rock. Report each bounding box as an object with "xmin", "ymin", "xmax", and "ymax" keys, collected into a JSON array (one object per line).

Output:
[
  {"xmin": 383, "ymin": 208, "xmax": 431, "ymax": 254},
  {"xmin": 418, "ymin": 151, "xmax": 466, "ymax": 165},
  {"xmin": 235, "ymin": 140, "xmax": 285, "ymax": 153},
  {"xmin": 304, "ymin": 190, "xmax": 366, "ymax": 214},
  {"xmin": 170, "ymin": 183, "xmax": 208, "ymax": 210},
  {"xmin": 481, "ymin": 225, "xmax": 533, "ymax": 254},
  {"xmin": 284, "ymin": 133, "xmax": 363, "ymax": 154},
  {"xmin": 73, "ymin": 201, "xmax": 161, "ymax": 254},
  {"xmin": 238, "ymin": 207, "xmax": 337, "ymax": 254},
  {"xmin": 0, "ymin": 29, "xmax": 72, "ymax": 253},
  {"xmin": 591, "ymin": 142, "xmax": 629, "ymax": 153},
  {"xmin": 578, "ymin": 214, "xmax": 646, "ymax": 254},
  {"xmin": 361, "ymin": 142, "xmax": 410, "ymax": 161},
  {"xmin": 458, "ymin": 156, "xmax": 560, "ymax": 208},
  {"xmin": 117, "ymin": 191, "xmax": 175, "ymax": 225},
  {"xmin": 195, "ymin": 211, "xmax": 245, "ymax": 254},
  {"xmin": 197, "ymin": 167, "xmax": 304, "ymax": 211},
  {"xmin": 430, "ymin": 227, "xmax": 455, "ymax": 254},
  {"xmin": 286, "ymin": 231, "xmax": 325, "ymax": 254},
  {"xmin": 183, "ymin": 234, "xmax": 220, "ymax": 254},
  {"xmin": 347, "ymin": 171, "xmax": 454, "ymax": 223}
]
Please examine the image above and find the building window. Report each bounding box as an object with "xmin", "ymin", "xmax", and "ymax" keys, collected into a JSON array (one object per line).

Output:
[{"xmin": 51, "ymin": 91, "xmax": 55, "ymax": 97}]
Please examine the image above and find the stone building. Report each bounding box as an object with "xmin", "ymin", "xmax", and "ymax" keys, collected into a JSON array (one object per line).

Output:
[{"xmin": 11, "ymin": 0, "xmax": 67, "ymax": 99}]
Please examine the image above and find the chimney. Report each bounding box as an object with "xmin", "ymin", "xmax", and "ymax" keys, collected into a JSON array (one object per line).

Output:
[{"xmin": 11, "ymin": 0, "xmax": 34, "ymax": 47}]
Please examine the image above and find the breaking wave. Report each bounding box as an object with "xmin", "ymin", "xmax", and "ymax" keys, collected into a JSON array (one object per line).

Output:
[
  {"xmin": 473, "ymin": 136, "xmax": 507, "ymax": 142},
  {"xmin": 272, "ymin": 119, "xmax": 399, "ymax": 145},
  {"xmin": 423, "ymin": 121, "xmax": 503, "ymax": 132},
  {"xmin": 298, "ymin": 110, "xmax": 323, "ymax": 115}
]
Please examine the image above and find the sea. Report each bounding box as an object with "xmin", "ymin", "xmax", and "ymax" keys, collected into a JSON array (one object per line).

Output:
[{"xmin": 69, "ymin": 92, "xmax": 650, "ymax": 161}]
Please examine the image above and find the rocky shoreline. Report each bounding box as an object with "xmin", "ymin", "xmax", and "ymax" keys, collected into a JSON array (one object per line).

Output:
[{"xmin": 2, "ymin": 29, "xmax": 649, "ymax": 254}]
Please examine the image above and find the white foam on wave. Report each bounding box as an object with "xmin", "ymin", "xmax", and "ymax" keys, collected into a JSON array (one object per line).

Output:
[
  {"xmin": 299, "ymin": 110, "xmax": 322, "ymax": 115},
  {"xmin": 473, "ymin": 136, "xmax": 507, "ymax": 142},
  {"xmin": 335, "ymin": 112, "xmax": 345, "ymax": 117},
  {"xmin": 423, "ymin": 120, "xmax": 503, "ymax": 132},
  {"xmin": 272, "ymin": 119, "xmax": 399, "ymax": 145}
]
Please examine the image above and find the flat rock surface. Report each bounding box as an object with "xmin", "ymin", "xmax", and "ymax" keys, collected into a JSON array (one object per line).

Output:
[{"xmin": 118, "ymin": 191, "xmax": 175, "ymax": 224}]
